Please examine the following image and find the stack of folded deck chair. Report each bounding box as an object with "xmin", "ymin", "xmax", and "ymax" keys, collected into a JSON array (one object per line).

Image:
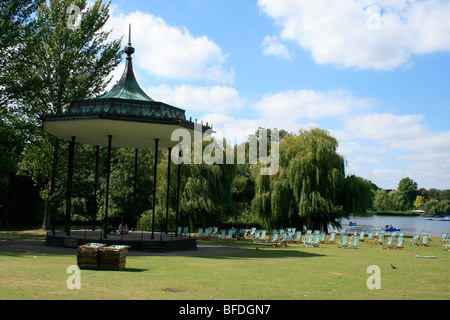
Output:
[
  {"xmin": 77, "ymin": 243, "xmax": 106, "ymax": 270},
  {"xmin": 98, "ymin": 245, "xmax": 131, "ymax": 271}
]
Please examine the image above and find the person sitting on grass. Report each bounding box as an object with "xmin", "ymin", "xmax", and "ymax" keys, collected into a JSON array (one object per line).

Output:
[{"xmin": 118, "ymin": 221, "xmax": 128, "ymax": 235}]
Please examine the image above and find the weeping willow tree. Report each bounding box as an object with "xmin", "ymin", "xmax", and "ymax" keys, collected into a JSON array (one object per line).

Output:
[
  {"xmin": 282, "ymin": 129, "xmax": 346, "ymax": 231},
  {"xmin": 180, "ymin": 138, "xmax": 237, "ymax": 229},
  {"xmin": 251, "ymin": 128, "xmax": 347, "ymax": 231}
]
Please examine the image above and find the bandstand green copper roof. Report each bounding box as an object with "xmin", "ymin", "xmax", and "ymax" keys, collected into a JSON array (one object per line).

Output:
[
  {"xmin": 96, "ymin": 42, "xmax": 154, "ymax": 102},
  {"xmin": 42, "ymin": 27, "xmax": 211, "ymax": 149}
]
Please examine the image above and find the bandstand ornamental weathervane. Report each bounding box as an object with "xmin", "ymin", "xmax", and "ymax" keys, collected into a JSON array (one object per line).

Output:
[{"xmin": 41, "ymin": 25, "xmax": 211, "ymax": 240}]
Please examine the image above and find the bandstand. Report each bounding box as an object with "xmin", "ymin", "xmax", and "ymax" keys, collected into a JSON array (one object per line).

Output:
[{"xmin": 41, "ymin": 27, "xmax": 210, "ymax": 252}]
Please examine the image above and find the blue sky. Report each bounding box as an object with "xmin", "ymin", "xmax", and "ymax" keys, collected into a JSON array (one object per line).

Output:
[{"xmin": 102, "ymin": 0, "xmax": 450, "ymax": 190}]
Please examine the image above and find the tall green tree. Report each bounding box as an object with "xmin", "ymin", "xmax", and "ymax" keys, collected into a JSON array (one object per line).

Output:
[
  {"xmin": 343, "ymin": 175, "xmax": 373, "ymax": 215},
  {"xmin": 251, "ymin": 128, "xmax": 349, "ymax": 231},
  {"xmin": 397, "ymin": 177, "xmax": 418, "ymax": 210},
  {"xmin": 0, "ymin": 0, "xmax": 43, "ymax": 106},
  {"xmin": 181, "ymin": 139, "xmax": 237, "ymax": 229},
  {"xmin": 2, "ymin": 0, "xmax": 122, "ymax": 229}
]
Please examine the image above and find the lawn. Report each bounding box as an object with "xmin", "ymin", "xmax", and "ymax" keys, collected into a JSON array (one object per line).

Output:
[{"xmin": 0, "ymin": 230, "xmax": 449, "ymax": 300}]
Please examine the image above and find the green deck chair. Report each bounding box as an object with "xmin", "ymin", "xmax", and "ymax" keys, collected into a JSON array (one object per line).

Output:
[
  {"xmin": 338, "ymin": 234, "xmax": 348, "ymax": 248},
  {"xmin": 359, "ymin": 232, "xmax": 366, "ymax": 242},
  {"xmin": 267, "ymin": 233, "xmax": 279, "ymax": 246},
  {"xmin": 303, "ymin": 234, "xmax": 313, "ymax": 246},
  {"xmin": 420, "ymin": 234, "xmax": 430, "ymax": 247},
  {"xmin": 383, "ymin": 236, "xmax": 393, "ymax": 249},
  {"xmin": 393, "ymin": 236, "xmax": 404, "ymax": 249},
  {"xmin": 195, "ymin": 228, "xmax": 203, "ymax": 238},
  {"xmin": 293, "ymin": 231, "xmax": 302, "ymax": 243},
  {"xmin": 326, "ymin": 232, "xmax": 336, "ymax": 244},
  {"xmin": 350, "ymin": 236, "xmax": 359, "ymax": 249}
]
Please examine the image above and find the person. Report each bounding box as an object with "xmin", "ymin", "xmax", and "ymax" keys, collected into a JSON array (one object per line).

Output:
[
  {"xmin": 104, "ymin": 224, "xmax": 116, "ymax": 234},
  {"xmin": 118, "ymin": 221, "xmax": 128, "ymax": 235}
]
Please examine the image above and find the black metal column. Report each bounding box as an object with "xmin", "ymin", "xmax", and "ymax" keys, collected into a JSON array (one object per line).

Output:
[
  {"xmin": 65, "ymin": 136, "xmax": 76, "ymax": 236},
  {"xmin": 175, "ymin": 153, "xmax": 181, "ymax": 238},
  {"xmin": 104, "ymin": 135, "xmax": 112, "ymax": 239},
  {"xmin": 165, "ymin": 147, "xmax": 172, "ymax": 234},
  {"xmin": 92, "ymin": 146, "xmax": 100, "ymax": 231},
  {"xmin": 133, "ymin": 148, "xmax": 139, "ymax": 230},
  {"xmin": 151, "ymin": 138, "xmax": 159, "ymax": 239}
]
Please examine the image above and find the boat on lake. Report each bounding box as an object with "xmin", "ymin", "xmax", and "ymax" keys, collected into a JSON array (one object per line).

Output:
[{"xmin": 382, "ymin": 227, "xmax": 401, "ymax": 232}]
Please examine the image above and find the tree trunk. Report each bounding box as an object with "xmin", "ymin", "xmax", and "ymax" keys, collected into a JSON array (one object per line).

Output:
[{"xmin": 41, "ymin": 138, "xmax": 59, "ymax": 230}]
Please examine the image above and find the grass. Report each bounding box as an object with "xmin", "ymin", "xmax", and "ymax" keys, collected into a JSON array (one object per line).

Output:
[{"xmin": 0, "ymin": 230, "xmax": 449, "ymax": 300}]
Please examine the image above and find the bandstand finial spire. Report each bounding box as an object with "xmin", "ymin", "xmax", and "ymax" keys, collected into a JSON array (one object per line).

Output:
[
  {"xmin": 128, "ymin": 23, "xmax": 132, "ymax": 46},
  {"xmin": 124, "ymin": 23, "xmax": 135, "ymax": 58}
]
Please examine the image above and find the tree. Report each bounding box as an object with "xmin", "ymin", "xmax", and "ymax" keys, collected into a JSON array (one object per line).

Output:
[
  {"xmin": 179, "ymin": 138, "xmax": 237, "ymax": 229},
  {"xmin": 343, "ymin": 175, "xmax": 373, "ymax": 215},
  {"xmin": 373, "ymin": 189, "xmax": 393, "ymax": 211},
  {"xmin": 2, "ymin": 0, "xmax": 122, "ymax": 229},
  {"xmin": 414, "ymin": 195, "xmax": 425, "ymax": 208},
  {"xmin": 251, "ymin": 128, "xmax": 347, "ymax": 231},
  {"xmin": 439, "ymin": 189, "xmax": 450, "ymax": 201},
  {"xmin": 397, "ymin": 177, "xmax": 418, "ymax": 210},
  {"xmin": 427, "ymin": 188, "xmax": 441, "ymax": 200},
  {"xmin": 0, "ymin": 0, "xmax": 43, "ymax": 106}
]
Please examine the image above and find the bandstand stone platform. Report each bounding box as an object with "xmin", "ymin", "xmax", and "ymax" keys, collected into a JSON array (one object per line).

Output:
[{"xmin": 45, "ymin": 230, "xmax": 197, "ymax": 253}]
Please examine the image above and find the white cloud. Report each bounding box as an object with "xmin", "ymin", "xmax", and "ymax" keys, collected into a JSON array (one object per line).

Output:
[
  {"xmin": 343, "ymin": 113, "xmax": 428, "ymax": 142},
  {"xmin": 261, "ymin": 35, "xmax": 294, "ymax": 60},
  {"xmin": 105, "ymin": 10, "xmax": 234, "ymax": 83},
  {"xmin": 253, "ymin": 89, "xmax": 374, "ymax": 120},
  {"xmin": 257, "ymin": 0, "xmax": 450, "ymax": 70},
  {"xmin": 148, "ymin": 84, "xmax": 247, "ymax": 114}
]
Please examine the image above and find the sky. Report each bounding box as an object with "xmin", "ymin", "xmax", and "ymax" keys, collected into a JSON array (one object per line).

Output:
[{"xmin": 100, "ymin": 0, "xmax": 450, "ymax": 190}]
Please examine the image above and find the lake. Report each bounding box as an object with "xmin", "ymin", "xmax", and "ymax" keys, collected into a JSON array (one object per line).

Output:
[{"xmin": 332, "ymin": 215, "xmax": 450, "ymax": 237}]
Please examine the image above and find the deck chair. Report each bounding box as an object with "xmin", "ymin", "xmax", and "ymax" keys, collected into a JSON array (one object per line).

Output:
[
  {"xmin": 440, "ymin": 233, "xmax": 448, "ymax": 244},
  {"xmin": 393, "ymin": 236, "xmax": 404, "ymax": 250},
  {"xmin": 212, "ymin": 227, "xmax": 219, "ymax": 235},
  {"xmin": 443, "ymin": 242, "xmax": 450, "ymax": 251},
  {"xmin": 202, "ymin": 228, "xmax": 211, "ymax": 239},
  {"xmin": 287, "ymin": 227, "xmax": 296, "ymax": 235},
  {"xmin": 195, "ymin": 228, "xmax": 204, "ymax": 238},
  {"xmin": 382, "ymin": 236, "xmax": 393, "ymax": 249},
  {"xmin": 303, "ymin": 234, "xmax": 313, "ymax": 246},
  {"xmin": 285, "ymin": 231, "xmax": 294, "ymax": 243},
  {"xmin": 375, "ymin": 231, "xmax": 385, "ymax": 245},
  {"xmin": 359, "ymin": 232, "xmax": 366, "ymax": 242},
  {"xmin": 305, "ymin": 234, "xmax": 320, "ymax": 247},
  {"xmin": 366, "ymin": 233, "xmax": 374, "ymax": 244},
  {"xmin": 338, "ymin": 234, "xmax": 349, "ymax": 248},
  {"xmin": 319, "ymin": 231, "xmax": 326, "ymax": 243},
  {"xmin": 311, "ymin": 234, "xmax": 321, "ymax": 247},
  {"xmin": 276, "ymin": 233, "xmax": 289, "ymax": 247},
  {"xmin": 253, "ymin": 230, "xmax": 266, "ymax": 243},
  {"xmin": 326, "ymin": 232, "xmax": 336, "ymax": 244},
  {"xmin": 218, "ymin": 229, "xmax": 227, "ymax": 239},
  {"xmin": 267, "ymin": 233, "xmax": 279, "ymax": 246},
  {"xmin": 292, "ymin": 231, "xmax": 302, "ymax": 243},
  {"xmin": 252, "ymin": 230, "xmax": 261, "ymax": 241},
  {"xmin": 349, "ymin": 236, "xmax": 359, "ymax": 249},
  {"xmin": 411, "ymin": 234, "xmax": 420, "ymax": 246},
  {"xmin": 420, "ymin": 234, "xmax": 430, "ymax": 247}
]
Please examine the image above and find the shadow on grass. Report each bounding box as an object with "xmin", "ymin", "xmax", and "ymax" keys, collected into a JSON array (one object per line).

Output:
[
  {"xmin": 194, "ymin": 242, "xmax": 327, "ymax": 260},
  {"xmin": 208, "ymin": 250, "xmax": 325, "ymax": 260}
]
